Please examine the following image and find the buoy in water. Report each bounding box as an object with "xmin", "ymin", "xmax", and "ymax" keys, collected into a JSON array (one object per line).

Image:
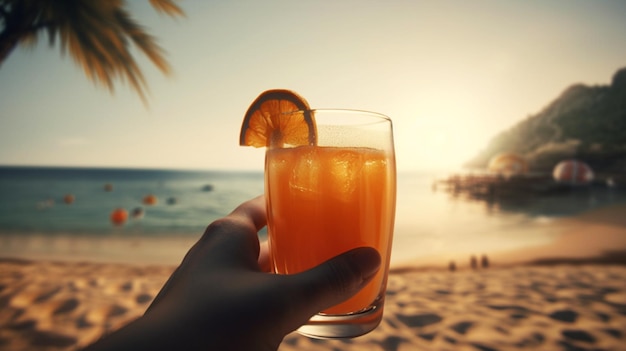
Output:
[
  {"xmin": 110, "ymin": 208, "xmax": 128, "ymax": 226},
  {"xmin": 104, "ymin": 183, "xmax": 113, "ymax": 192},
  {"xmin": 143, "ymin": 194, "xmax": 158, "ymax": 205},
  {"xmin": 63, "ymin": 194, "xmax": 75, "ymax": 204},
  {"xmin": 131, "ymin": 207, "xmax": 144, "ymax": 219}
]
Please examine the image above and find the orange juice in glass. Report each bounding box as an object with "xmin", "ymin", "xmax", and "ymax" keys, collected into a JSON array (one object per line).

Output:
[{"xmin": 265, "ymin": 109, "xmax": 396, "ymax": 339}]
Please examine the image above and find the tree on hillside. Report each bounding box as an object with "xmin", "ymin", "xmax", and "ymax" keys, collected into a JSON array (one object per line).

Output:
[
  {"xmin": 0, "ymin": 0, "xmax": 184, "ymax": 103},
  {"xmin": 464, "ymin": 67, "xmax": 626, "ymax": 173}
]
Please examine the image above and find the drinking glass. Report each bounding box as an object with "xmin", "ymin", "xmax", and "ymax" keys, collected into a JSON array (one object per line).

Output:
[{"xmin": 264, "ymin": 109, "xmax": 396, "ymax": 339}]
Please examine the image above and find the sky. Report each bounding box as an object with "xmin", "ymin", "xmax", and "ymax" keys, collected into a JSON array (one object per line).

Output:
[{"xmin": 1, "ymin": 0, "xmax": 625, "ymax": 172}]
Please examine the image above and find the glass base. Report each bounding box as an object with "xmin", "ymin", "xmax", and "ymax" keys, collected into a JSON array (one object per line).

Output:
[{"xmin": 297, "ymin": 296, "xmax": 384, "ymax": 339}]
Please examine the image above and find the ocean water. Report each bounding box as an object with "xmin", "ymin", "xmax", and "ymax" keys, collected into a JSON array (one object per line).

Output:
[
  {"xmin": 0, "ymin": 166, "xmax": 264, "ymax": 235},
  {"xmin": 1, "ymin": 166, "xmax": 624, "ymax": 266}
]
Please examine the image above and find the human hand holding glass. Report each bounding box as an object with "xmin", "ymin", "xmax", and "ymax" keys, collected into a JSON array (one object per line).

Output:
[{"xmin": 84, "ymin": 196, "xmax": 382, "ymax": 351}]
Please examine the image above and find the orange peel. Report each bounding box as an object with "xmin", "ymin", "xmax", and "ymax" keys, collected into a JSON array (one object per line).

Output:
[{"xmin": 239, "ymin": 89, "xmax": 316, "ymax": 148}]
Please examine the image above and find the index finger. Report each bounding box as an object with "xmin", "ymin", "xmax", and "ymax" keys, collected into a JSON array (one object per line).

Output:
[
  {"xmin": 229, "ymin": 195, "xmax": 267, "ymax": 232},
  {"xmin": 182, "ymin": 195, "xmax": 267, "ymax": 271}
]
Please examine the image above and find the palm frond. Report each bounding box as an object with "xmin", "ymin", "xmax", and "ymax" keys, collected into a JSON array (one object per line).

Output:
[
  {"xmin": 149, "ymin": 0, "xmax": 185, "ymax": 17},
  {"xmin": 18, "ymin": 31, "xmax": 37, "ymax": 47},
  {"xmin": 1, "ymin": 0, "xmax": 185, "ymax": 104},
  {"xmin": 113, "ymin": 8, "xmax": 171, "ymax": 75},
  {"xmin": 69, "ymin": 25, "xmax": 116, "ymax": 93}
]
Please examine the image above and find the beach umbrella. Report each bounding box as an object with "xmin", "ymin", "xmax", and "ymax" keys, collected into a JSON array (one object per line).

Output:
[
  {"xmin": 552, "ymin": 159, "xmax": 594, "ymax": 185},
  {"xmin": 131, "ymin": 207, "xmax": 145, "ymax": 219},
  {"xmin": 488, "ymin": 152, "xmax": 528, "ymax": 177}
]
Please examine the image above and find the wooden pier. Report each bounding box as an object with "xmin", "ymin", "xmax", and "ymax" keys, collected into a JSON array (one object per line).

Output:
[{"xmin": 434, "ymin": 172, "xmax": 624, "ymax": 201}]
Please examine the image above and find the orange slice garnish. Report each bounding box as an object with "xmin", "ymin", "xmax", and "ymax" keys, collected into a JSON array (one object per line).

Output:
[{"xmin": 239, "ymin": 89, "xmax": 316, "ymax": 148}]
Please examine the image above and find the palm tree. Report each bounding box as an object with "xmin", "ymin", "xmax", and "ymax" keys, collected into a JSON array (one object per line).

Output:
[{"xmin": 0, "ymin": 0, "xmax": 184, "ymax": 103}]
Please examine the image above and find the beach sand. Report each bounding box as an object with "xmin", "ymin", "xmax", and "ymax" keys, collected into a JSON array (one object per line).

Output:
[
  {"xmin": 281, "ymin": 265, "xmax": 626, "ymax": 351},
  {"xmin": 0, "ymin": 260, "xmax": 175, "ymax": 351},
  {"xmin": 1, "ymin": 205, "xmax": 626, "ymax": 350}
]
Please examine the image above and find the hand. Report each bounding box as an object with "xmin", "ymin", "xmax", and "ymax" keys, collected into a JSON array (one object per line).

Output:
[{"xmin": 84, "ymin": 196, "xmax": 381, "ymax": 351}]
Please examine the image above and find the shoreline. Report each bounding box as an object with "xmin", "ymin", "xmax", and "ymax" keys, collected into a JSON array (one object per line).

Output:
[
  {"xmin": 0, "ymin": 234, "xmax": 200, "ymax": 267},
  {"xmin": 390, "ymin": 202, "xmax": 626, "ymax": 272},
  {"xmin": 2, "ymin": 202, "xmax": 626, "ymax": 269}
]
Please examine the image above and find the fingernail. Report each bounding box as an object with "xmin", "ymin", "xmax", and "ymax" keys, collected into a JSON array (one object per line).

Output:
[{"xmin": 348, "ymin": 247, "xmax": 381, "ymax": 280}]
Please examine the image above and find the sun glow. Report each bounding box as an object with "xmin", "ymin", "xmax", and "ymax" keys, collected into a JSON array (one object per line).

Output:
[
  {"xmin": 1, "ymin": 1, "xmax": 625, "ymax": 172},
  {"xmin": 393, "ymin": 104, "xmax": 496, "ymax": 172}
]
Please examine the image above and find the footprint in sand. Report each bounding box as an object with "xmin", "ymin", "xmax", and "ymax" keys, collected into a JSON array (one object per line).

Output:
[
  {"xmin": 602, "ymin": 328, "xmax": 622, "ymax": 339},
  {"xmin": 120, "ymin": 281, "xmax": 134, "ymax": 292},
  {"xmin": 376, "ymin": 335, "xmax": 410, "ymax": 350},
  {"xmin": 561, "ymin": 329, "xmax": 596, "ymax": 343},
  {"xmin": 450, "ymin": 321, "xmax": 474, "ymax": 335},
  {"xmin": 548, "ymin": 309, "xmax": 578, "ymax": 323},
  {"xmin": 6, "ymin": 319, "xmax": 37, "ymax": 331},
  {"xmin": 418, "ymin": 332, "xmax": 437, "ymax": 341},
  {"xmin": 397, "ymin": 313, "xmax": 443, "ymax": 328},
  {"xmin": 135, "ymin": 293, "xmax": 153, "ymax": 304},
  {"xmin": 52, "ymin": 298, "xmax": 80, "ymax": 315},
  {"xmin": 76, "ymin": 314, "xmax": 93, "ymax": 329},
  {"xmin": 594, "ymin": 311, "xmax": 611, "ymax": 322}
]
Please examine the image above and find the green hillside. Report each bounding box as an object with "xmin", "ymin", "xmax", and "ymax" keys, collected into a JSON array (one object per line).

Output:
[{"xmin": 466, "ymin": 67, "xmax": 626, "ymax": 174}]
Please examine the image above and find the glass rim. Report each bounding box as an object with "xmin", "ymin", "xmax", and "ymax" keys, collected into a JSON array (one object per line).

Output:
[{"xmin": 282, "ymin": 108, "xmax": 392, "ymax": 125}]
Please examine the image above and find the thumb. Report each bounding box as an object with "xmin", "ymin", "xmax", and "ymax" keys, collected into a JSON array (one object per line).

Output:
[{"xmin": 291, "ymin": 247, "xmax": 382, "ymax": 317}]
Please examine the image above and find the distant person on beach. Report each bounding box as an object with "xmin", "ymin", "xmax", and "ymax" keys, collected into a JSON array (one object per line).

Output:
[
  {"xmin": 470, "ymin": 255, "xmax": 478, "ymax": 269},
  {"xmin": 84, "ymin": 196, "xmax": 381, "ymax": 351},
  {"xmin": 481, "ymin": 254, "xmax": 490, "ymax": 268}
]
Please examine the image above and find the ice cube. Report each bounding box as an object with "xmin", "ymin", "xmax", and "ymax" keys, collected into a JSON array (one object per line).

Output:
[
  {"xmin": 329, "ymin": 149, "xmax": 362, "ymax": 200},
  {"xmin": 289, "ymin": 147, "xmax": 320, "ymax": 197}
]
